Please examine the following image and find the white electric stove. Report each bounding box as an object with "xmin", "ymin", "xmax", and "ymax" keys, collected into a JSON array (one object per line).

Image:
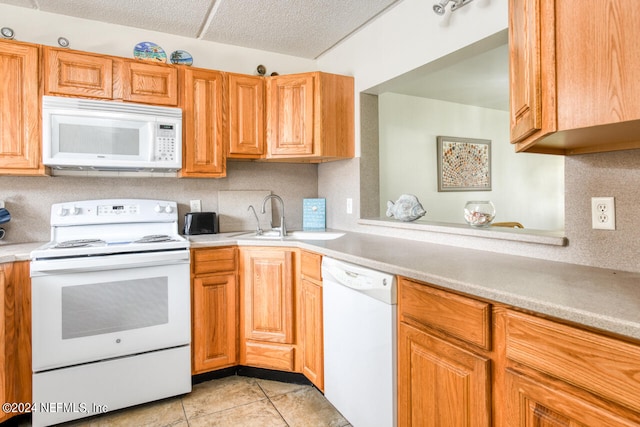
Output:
[{"xmin": 30, "ymin": 199, "xmax": 191, "ymax": 427}]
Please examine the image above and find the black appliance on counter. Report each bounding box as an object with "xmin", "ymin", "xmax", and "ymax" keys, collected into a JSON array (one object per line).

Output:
[{"xmin": 183, "ymin": 212, "xmax": 217, "ymax": 235}]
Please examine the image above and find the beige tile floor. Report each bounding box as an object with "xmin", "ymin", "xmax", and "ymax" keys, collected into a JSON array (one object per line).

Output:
[{"xmin": 21, "ymin": 375, "xmax": 351, "ymax": 427}]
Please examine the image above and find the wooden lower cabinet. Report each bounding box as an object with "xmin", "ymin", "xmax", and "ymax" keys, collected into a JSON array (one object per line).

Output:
[
  {"xmin": 0, "ymin": 261, "xmax": 31, "ymax": 423},
  {"xmin": 504, "ymin": 309, "xmax": 640, "ymax": 426},
  {"xmin": 191, "ymin": 247, "xmax": 238, "ymax": 374},
  {"xmin": 191, "ymin": 246, "xmax": 326, "ymax": 387},
  {"xmin": 505, "ymin": 369, "xmax": 639, "ymax": 427},
  {"xmin": 239, "ymin": 247, "xmax": 299, "ymax": 372},
  {"xmin": 398, "ymin": 277, "xmax": 492, "ymax": 427},
  {"xmin": 398, "ymin": 276, "xmax": 640, "ymax": 427},
  {"xmin": 398, "ymin": 322, "xmax": 491, "ymax": 426},
  {"xmin": 299, "ymin": 250, "xmax": 323, "ymax": 390}
]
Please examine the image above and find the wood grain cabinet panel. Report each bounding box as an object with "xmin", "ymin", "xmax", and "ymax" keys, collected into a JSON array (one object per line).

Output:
[
  {"xmin": 398, "ymin": 322, "xmax": 491, "ymax": 427},
  {"xmin": 121, "ymin": 60, "xmax": 177, "ymax": 106},
  {"xmin": 240, "ymin": 247, "xmax": 299, "ymax": 372},
  {"xmin": 398, "ymin": 277, "xmax": 493, "ymax": 426},
  {"xmin": 0, "ymin": 40, "xmax": 44, "ymax": 175},
  {"xmin": 0, "ymin": 262, "xmax": 31, "ymax": 423},
  {"xmin": 43, "ymin": 47, "xmax": 113, "ymax": 99},
  {"xmin": 191, "ymin": 247, "xmax": 238, "ymax": 374},
  {"xmin": 180, "ymin": 68, "xmax": 226, "ymax": 177},
  {"xmin": 505, "ymin": 309, "xmax": 640, "ymax": 414},
  {"xmin": 399, "ymin": 277, "xmax": 491, "ymax": 350},
  {"xmin": 266, "ymin": 72, "xmax": 354, "ymax": 162},
  {"xmin": 505, "ymin": 369, "xmax": 640, "ymax": 427},
  {"xmin": 509, "ymin": 0, "xmax": 640, "ymax": 154},
  {"xmin": 192, "ymin": 273, "xmax": 238, "ymax": 374},
  {"xmin": 300, "ymin": 250, "xmax": 323, "ymax": 390},
  {"xmin": 228, "ymin": 73, "xmax": 265, "ymax": 158}
]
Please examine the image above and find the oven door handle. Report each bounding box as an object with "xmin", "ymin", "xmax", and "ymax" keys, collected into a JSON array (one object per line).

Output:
[{"xmin": 31, "ymin": 250, "xmax": 189, "ymax": 274}]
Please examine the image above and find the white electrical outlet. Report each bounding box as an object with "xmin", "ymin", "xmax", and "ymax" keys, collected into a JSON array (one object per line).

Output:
[
  {"xmin": 591, "ymin": 197, "xmax": 615, "ymax": 230},
  {"xmin": 0, "ymin": 200, "xmax": 4, "ymax": 209},
  {"xmin": 346, "ymin": 198, "xmax": 353, "ymax": 214},
  {"xmin": 190, "ymin": 199, "xmax": 202, "ymax": 212}
]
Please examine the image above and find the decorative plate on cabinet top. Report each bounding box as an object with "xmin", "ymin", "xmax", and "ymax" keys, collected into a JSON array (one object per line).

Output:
[
  {"xmin": 170, "ymin": 50, "xmax": 193, "ymax": 66},
  {"xmin": 133, "ymin": 41, "xmax": 167, "ymax": 63}
]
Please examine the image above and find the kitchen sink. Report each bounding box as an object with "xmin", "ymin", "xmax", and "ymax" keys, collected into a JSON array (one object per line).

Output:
[{"xmin": 234, "ymin": 230, "xmax": 345, "ymax": 241}]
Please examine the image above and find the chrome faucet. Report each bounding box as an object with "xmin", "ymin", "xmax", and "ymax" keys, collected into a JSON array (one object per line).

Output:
[
  {"xmin": 261, "ymin": 194, "xmax": 286, "ymax": 237},
  {"xmin": 247, "ymin": 205, "xmax": 263, "ymax": 235}
]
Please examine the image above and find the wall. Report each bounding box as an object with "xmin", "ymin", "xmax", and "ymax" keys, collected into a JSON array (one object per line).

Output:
[
  {"xmin": 0, "ymin": 4, "xmax": 316, "ymax": 75},
  {"xmin": 0, "ymin": 4, "xmax": 320, "ymax": 244},
  {"xmin": 317, "ymin": 0, "xmax": 640, "ymax": 273},
  {"xmin": 0, "ymin": 162, "xmax": 317, "ymax": 243},
  {"xmin": 378, "ymin": 93, "xmax": 564, "ymax": 230}
]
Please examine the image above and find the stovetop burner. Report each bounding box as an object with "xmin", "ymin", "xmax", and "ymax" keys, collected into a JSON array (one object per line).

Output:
[
  {"xmin": 135, "ymin": 235, "xmax": 176, "ymax": 243},
  {"xmin": 54, "ymin": 239, "xmax": 106, "ymax": 249}
]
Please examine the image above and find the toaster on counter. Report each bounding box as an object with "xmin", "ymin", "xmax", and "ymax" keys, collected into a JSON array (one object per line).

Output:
[{"xmin": 184, "ymin": 212, "xmax": 217, "ymax": 235}]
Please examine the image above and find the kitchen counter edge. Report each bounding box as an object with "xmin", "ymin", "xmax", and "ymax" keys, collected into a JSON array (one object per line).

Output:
[{"xmin": 3, "ymin": 233, "xmax": 639, "ymax": 342}]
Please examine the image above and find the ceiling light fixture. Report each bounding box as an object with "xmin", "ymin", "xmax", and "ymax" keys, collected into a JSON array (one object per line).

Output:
[{"xmin": 433, "ymin": 0, "xmax": 474, "ymax": 16}]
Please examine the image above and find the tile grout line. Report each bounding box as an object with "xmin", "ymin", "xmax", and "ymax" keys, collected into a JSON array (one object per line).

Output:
[{"xmin": 256, "ymin": 381, "xmax": 291, "ymax": 427}]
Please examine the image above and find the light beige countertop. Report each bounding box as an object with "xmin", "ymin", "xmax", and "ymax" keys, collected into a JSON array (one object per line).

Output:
[{"xmin": 4, "ymin": 232, "xmax": 640, "ymax": 341}]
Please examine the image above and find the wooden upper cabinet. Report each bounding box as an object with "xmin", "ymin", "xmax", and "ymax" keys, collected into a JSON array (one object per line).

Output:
[
  {"xmin": 43, "ymin": 47, "xmax": 113, "ymax": 99},
  {"xmin": 121, "ymin": 60, "xmax": 178, "ymax": 106},
  {"xmin": 267, "ymin": 73, "xmax": 315, "ymax": 157},
  {"xmin": 179, "ymin": 68, "xmax": 226, "ymax": 178},
  {"xmin": 266, "ymin": 72, "xmax": 354, "ymax": 162},
  {"xmin": 228, "ymin": 73, "xmax": 265, "ymax": 159},
  {"xmin": 510, "ymin": 0, "xmax": 640, "ymax": 154},
  {"xmin": 0, "ymin": 40, "xmax": 44, "ymax": 175}
]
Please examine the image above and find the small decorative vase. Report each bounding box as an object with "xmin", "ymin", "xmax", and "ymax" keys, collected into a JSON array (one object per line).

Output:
[{"xmin": 464, "ymin": 201, "xmax": 495, "ymax": 227}]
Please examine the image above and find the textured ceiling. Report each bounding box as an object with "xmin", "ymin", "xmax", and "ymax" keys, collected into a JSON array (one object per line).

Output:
[{"xmin": 0, "ymin": 0, "xmax": 402, "ymax": 58}]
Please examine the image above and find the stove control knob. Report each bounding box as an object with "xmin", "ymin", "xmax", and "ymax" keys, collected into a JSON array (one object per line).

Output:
[
  {"xmin": 154, "ymin": 204, "xmax": 163, "ymax": 213},
  {"xmin": 164, "ymin": 205, "xmax": 174, "ymax": 213},
  {"xmin": 70, "ymin": 206, "xmax": 80, "ymax": 215},
  {"xmin": 57, "ymin": 207, "xmax": 68, "ymax": 217}
]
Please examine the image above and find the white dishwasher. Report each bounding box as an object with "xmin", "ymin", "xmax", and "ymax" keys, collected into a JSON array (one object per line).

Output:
[{"xmin": 322, "ymin": 257, "xmax": 397, "ymax": 427}]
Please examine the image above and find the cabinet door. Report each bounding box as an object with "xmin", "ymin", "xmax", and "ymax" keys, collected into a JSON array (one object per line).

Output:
[
  {"xmin": 506, "ymin": 370, "xmax": 639, "ymax": 426},
  {"xmin": 192, "ymin": 273, "xmax": 237, "ymax": 374},
  {"xmin": 266, "ymin": 74, "xmax": 315, "ymax": 157},
  {"xmin": 300, "ymin": 277, "xmax": 323, "ymax": 390},
  {"xmin": 44, "ymin": 48, "xmax": 113, "ymax": 99},
  {"xmin": 180, "ymin": 68, "xmax": 226, "ymax": 177},
  {"xmin": 0, "ymin": 40, "xmax": 43, "ymax": 175},
  {"xmin": 509, "ymin": 0, "xmax": 546, "ymax": 143},
  {"xmin": 398, "ymin": 322, "xmax": 491, "ymax": 427},
  {"xmin": 0, "ymin": 262, "xmax": 31, "ymax": 423},
  {"xmin": 121, "ymin": 60, "xmax": 178, "ymax": 106},
  {"xmin": 241, "ymin": 248, "xmax": 295, "ymax": 344},
  {"xmin": 228, "ymin": 74, "xmax": 265, "ymax": 158}
]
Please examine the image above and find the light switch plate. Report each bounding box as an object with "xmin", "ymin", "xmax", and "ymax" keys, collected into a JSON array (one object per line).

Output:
[{"xmin": 190, "ymin": 199, "xmax": 201, "ymax": 212}]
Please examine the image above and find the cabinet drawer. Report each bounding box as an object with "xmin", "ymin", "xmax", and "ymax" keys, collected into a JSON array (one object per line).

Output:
[
  {"xmin": 399, "ymin": 277, "xmax": 491, "ymax": 350},
  {"xmin": 506, "ymin": 310, "xmax": 640, "ymax": 413},
  {"xmin": 300, "ymin": 250, "xmax": 322, "ymax": 282},
  {"xmin": 244, "ymin": 341, "xmax": 295, "ymax": 371},
  {"xmin": 192, "ymin": 247, "xmax": 236, "ymax": 275}
]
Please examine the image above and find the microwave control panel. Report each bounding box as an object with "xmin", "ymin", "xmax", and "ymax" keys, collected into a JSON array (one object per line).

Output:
[{"xmin": 155, "ymin": 123, "xmax": 177, "ymax": 162}]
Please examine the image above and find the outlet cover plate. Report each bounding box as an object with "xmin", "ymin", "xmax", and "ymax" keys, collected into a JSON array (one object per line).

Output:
[{"xmin": 591, "ymin": 197, "xmax": 615, "ymax": 230}]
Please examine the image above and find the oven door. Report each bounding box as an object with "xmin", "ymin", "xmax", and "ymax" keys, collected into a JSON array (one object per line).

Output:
[{"xmin": 31, "ymin": 251, "xmax": 190, "ymax": 372}]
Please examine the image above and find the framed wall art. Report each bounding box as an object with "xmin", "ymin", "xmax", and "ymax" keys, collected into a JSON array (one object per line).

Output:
[{"xmin": 437, "ymin": 136, "xmax": 491, "ymax": 192}]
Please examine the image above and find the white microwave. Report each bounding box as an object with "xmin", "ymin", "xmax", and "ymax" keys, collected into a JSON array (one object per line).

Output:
[{"xmin": 42, "ymin": 96, "xmax": 182, "ymax": 172}]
